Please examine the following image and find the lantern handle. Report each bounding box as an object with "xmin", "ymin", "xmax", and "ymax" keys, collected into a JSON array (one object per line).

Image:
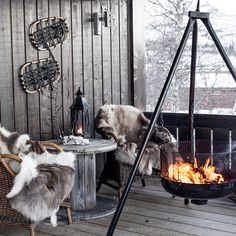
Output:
[{"xmin": 75, "ymin": 87, "xmax": 83, "ymax": 96}]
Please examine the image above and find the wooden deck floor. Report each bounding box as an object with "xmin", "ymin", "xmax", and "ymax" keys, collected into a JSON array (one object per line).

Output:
[{"xmin": 1, "ymin": 179, "xmax": 236, "ymax": 236}]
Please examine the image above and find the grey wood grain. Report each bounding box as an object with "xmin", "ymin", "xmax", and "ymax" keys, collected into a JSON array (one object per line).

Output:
[
  {"xmin": 0, "ymin": 0, "xmax": 14, "ymax": 130},
  {"xmin": 120, "ymin": 0, "xmax": 129, "ymax": 105},
  {"xmin": 58, "ymin": 138, "xmax": 117, "ymax": 154},
  {"xmin": 71, "ymin": 0, "xmax": 83, "ymax": 91},
  {"xmin": 92, "ymin": 1, "xmax": 106, "ymax": 177},
  {"xmin": 92, "ymin": 0, "xmax": 103, "ymax": 124},
  {"xmin": 71, "ymin": 153, "xmax": 96, "ymax": 210},
  {"xmin": 2, "ymin": 179, "xmax": 236, "ymax": 235},
  {"xmin": 111, "ymin": 0, "xmax": 121, "ymax": 105},
  {"xmin": 84, "ymin": 153, "xmax": 96, "ymax": 208},
  {"xmin": 61, "ymin": 0, "xmax": 73, "ymax": 135},
  {"xmin": 0, "ymin": 0, "xmax": 130, "ymax": 143},
  {"xmin": 68, "ymin": 139, "xmax": 116, "ymax": 210},
  {"xmin": 49, "ymin": 0, "xmax": 63, "ymax": 139},
  {"xmin": 132, "ymin": 0, "xmax": 145, "ymax": 110},
  {"xmin": 25, "ymin": 0, "xmax": 40, "ymax": 139},
  {"xmin": 82, "ymin": 0, "xmax": 94, "ymax": 137},
  {"xmin": 102, "ymin": 0, "xmax": 112, "ymax": 104},
  {"xmin": 11, "ymin": 0, "xmax": 28, "ymax": 134},
  {"xmin": 38, "ymin": 0, "xmax": 52, "ymax": 140}
]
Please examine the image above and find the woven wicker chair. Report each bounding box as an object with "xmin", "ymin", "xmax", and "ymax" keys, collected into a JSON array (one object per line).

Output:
[
  {"xmin": 0, "ymin": 141, "xmax": 72, "ymax": 236},
  {"xmin": 96, "ymin": 152, "xmax": 137, "ymax": 199},
  {"xmin": 96, "ymin": 152, "xmax": 160, "ymax": 199}
]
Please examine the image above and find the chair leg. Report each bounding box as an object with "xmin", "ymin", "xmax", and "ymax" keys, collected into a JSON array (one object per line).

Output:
[
  {"xmin": 96, "ymin": 180, "xmax": 103, "ymax": 193},
  {"xmin": 66, "ymin": 207, "xmax": 73, "ymax": 224},
  {"xmin": 141, "ymin": 178, "xmax": 146, "ymax": 187},
  {"xmin": 118, "ymin": 188, "xmax": 122, "ymax": 200},
  {"xmin": 29, "ymin": 226, "xmax": 35, "ymax": 236}
]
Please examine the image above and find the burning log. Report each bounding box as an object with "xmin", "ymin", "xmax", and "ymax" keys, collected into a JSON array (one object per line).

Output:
[{"xmin": 168, "ymin": 157, "xmax": 224, "ymax": 184}]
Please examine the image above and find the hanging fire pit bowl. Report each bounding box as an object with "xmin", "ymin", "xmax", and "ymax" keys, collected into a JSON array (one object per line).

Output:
[{"xmin": 160, "ymin": 140, "xmax": 236, "ymax": 203}]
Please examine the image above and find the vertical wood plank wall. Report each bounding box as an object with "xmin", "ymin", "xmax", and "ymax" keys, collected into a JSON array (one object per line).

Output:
[
  {"xmin": 0, "ymin": 0, "xmax": 130, "ymax": 140},
  {"xmin": 131, "ymin": 0, "xmax": 145, "ymax": 110}
]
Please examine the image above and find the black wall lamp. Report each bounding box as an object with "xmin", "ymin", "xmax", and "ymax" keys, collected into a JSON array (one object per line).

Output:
[{"xmin": 92, "ymin": 10, "xmax": 109, "ymax": 35}]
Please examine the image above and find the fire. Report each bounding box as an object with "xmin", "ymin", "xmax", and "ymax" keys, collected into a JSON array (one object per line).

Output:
[
  {"xmin": 76, "ymin": 126, "xmax": 83, "ymax": 135},
  {"xmin": 168, "ymin": 157, "xmax": 224, "ymax": 184}
]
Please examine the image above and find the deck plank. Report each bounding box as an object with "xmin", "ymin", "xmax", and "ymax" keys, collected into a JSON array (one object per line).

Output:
[
  {"xmin": 91, "ymin": 219, "xmax": 192, "ymax": 236},
  {"xmin": 1, "ymin": 179, "xmax": 236, "ymax": 236},
  {"xmin": 123, "ymin": 205, "xmax": 236, "ymax": 233}
]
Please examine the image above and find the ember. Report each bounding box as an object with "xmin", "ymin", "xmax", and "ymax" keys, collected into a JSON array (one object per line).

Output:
[{"xmin": 168, "ymin": 157, "xmax": 224, "ymax": 184}]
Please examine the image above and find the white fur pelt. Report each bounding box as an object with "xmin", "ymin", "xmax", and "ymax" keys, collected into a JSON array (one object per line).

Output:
[
  {"xmin": 6, "ymin": 151, "xmax": 75, "ymax": 226},
  {"xmin": 0, "ymin": 126, "xmax": 31, "ymax": 156},
  {"xmin": 95, "ymin": 104, "xmax": 176, "ymax": 175},
  {"xmin": 0, "ymin": 126, "xmax": 31, "ymax": 173}
]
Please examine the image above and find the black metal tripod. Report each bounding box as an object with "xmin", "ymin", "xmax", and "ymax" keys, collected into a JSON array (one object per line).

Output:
[{"xmin": 106, "ymin": 5, "xmax": 236, "ymax": 236}]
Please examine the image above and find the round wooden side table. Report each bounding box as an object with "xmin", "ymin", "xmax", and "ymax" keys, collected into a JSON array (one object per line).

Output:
[{"xmin": 52, "ymin": 138, "xmax": 117, "ymax": 220}]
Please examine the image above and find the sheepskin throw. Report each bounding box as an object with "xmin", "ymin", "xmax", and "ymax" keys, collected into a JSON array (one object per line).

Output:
[
  {"xmin": 6, "ymin": 151, "xmax": 75, "ymax": 226},
  {"xmin": 0, "ymin": 126, "xmax": 31, "ymax": 156},
  {"xmin": 95, "ymin": 104, "xmax": 175, "ymax": 175}
]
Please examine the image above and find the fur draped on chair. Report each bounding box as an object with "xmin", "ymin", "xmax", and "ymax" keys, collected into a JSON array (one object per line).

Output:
[
  {"xmin": 95, "ymin": 104, "xmax": 175, "ymax": 175},
  {"xmin": 6, "ymin": 151, "xmax": 75, "ymax": 227},
  {"xmin": 0, "ymin": 126, "xmax": 31, "ymax": 156}
]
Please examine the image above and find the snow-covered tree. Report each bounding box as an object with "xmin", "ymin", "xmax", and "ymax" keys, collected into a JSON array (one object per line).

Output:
[{"xmin": 145, "ymin": 0, "xmax": 236, "ymax": 114}]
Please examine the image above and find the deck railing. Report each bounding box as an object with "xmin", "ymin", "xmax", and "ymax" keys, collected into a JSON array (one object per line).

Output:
[{"xmin": 144, "ymin": 112, "xmax": 236, "ymax": 152}]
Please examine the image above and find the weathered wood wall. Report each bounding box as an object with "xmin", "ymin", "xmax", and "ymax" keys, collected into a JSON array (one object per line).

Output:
[
  {"xmin": 0, "ymin": 0, "xmax": 130, "ymax": 140},
  {"xmin": 131, "ymin": 0, "xmax": 145, "ymax": 110}
]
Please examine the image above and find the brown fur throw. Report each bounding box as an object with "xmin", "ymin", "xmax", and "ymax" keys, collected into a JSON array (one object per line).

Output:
[
  {"xmin": 6, "ymin": 151, "xmax": 75, "ymax": 226},
  {"xmin": 95, "ymin": 104, "xmax": 175, "ymax": 175}
]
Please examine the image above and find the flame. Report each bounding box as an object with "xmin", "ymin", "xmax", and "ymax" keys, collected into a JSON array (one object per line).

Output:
[
  {"xmin": 76, "ymin": 126, "xmax": 83, "ymax": 135},
  {"xmin": 168, "ymin": 157, "xmax": 224, "ymax": 184}
]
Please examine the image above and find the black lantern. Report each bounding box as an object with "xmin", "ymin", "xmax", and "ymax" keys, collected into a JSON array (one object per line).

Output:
[{"xmin": 70, "ymin": 87, "xmax": 90, "ymax": 137}]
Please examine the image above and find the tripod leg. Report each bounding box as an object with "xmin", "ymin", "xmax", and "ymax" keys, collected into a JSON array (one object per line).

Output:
[
  {"xmin": 202, "ymin": 18, "xmax": 236, "ymax": 82},
  {"xmin": 188, "ymin": 21, "xmax": 198, "ymax": 156},
  {"xmin": 106, "ymin": 17, "xmax": 196, "ymax": 236}
]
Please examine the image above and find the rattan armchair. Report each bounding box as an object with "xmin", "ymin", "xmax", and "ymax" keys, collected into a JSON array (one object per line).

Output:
[
  {"xmin": 96, "ymin": 151, "xmax": 160, "ymax": 199},
  {"xmin": 0, "ymin": 141, "xmax": 72, "ymax": 236}
]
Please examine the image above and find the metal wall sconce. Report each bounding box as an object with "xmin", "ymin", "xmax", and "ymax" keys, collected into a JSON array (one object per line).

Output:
[{"xmin": 92, "ymin": 10, "xmax": 109, "ymax": 35}]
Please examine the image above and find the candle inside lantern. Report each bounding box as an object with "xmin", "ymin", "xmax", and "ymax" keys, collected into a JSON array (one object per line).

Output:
[{"xmin": 76, "ymin": 126, "xmax": 83, "ymax": 135}]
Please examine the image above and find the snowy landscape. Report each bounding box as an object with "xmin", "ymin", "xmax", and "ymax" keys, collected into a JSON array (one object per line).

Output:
[{"xmin": 145, "ymin": 0, "xmax": 236, "ymax": 114}]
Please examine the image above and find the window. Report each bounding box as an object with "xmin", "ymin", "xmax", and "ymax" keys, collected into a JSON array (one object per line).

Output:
[{"xmin": 145, "ymin": 0, "xmax": 236, "ymax": 115}]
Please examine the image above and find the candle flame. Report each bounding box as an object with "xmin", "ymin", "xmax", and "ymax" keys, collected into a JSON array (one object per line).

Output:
[{"xmin": 76, "ymin": 126, "xmax": 83, "ymax": 135}]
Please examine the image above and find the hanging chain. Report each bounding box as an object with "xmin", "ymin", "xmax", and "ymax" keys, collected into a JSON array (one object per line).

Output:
[{"xmin": 159, "ymin": 110, "xmax": 164, "ymax": 127}]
